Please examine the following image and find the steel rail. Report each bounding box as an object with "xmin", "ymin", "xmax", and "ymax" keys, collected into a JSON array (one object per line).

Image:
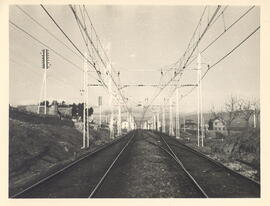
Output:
[
  {"xmin": 157, "ymin": 133, "xmax": 208, "ymax": 198},
  {"xmin": 161, "ymin": 133, "xmax": 260, "ymax": 186},
  {"xmin": 88, "ymin": 131, "xmax": 136, "ymax": 198},
  {"xmin": 11, "ymin": 132, "xmax": 132, "ymax": 198}
]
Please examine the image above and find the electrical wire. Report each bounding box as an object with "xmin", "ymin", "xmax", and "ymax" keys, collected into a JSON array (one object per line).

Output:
[
  {"xmin": 40, "ymin": 4, "xmax": 109, "ymax": 94},
  {"xmin": 142, "ymin": 6, "xmax": 221, "ymax": 121},
  {"xmin": 186, "ymin": 6, "xmax": 255, "ymax": 68},
  {"xmin": 165, "ymin": 6, "xmax": 257, "ymax": 101},
  {"xmin": 70, "ymin": 5, "xmax": 131, "ymax": 114},
  {"xmin": 10, "ymin": 21, "xmax": 78, "ymax": 71},
  {"xmin": 15, "ymin": 5, "xmax": 82, "ymax": 60},
  {"xmin": 150, "ymin": 5, "xmax": 255, "ymax": 111},
  {"xmin": 9, "ymin": 20, "xmax": 100, "ymax": 82},
  {"xmin": 181, "ymin": 26, "xmax": 260, "ymax": 100},
  {"xmin": 40, "ymin": 5, "xmax": 93, "ymax": 66}
]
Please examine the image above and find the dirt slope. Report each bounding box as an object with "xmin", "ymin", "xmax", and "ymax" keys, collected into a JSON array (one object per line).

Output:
[{"xmin": 9, "ymin": 108, "xmax": 110, "ymax": 196}]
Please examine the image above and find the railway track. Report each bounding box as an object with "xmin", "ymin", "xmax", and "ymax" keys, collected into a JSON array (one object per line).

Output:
[
  {"xmin": 152, "ymin": 131, "xmax": 260, "ymax": 198},
  {"xmin": 88, "ymin": 131, "xmax": 135, "ymax": 197},
  {"xmin": 91, "ymin": 129, "xmax": 207, "ymax": 198},
  {"xmin": 12, "ymin": 129, "xmax": 260, "ymax": 198},
  {"xmin": 12, "ymin": 131, "xmax": 135, "ymax": 198},
  {"xmin": 144, "ymin": 135, "xmax": 208, "ymax": 197}
]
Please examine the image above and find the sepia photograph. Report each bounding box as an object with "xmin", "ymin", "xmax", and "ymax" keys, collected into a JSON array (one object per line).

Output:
[{"xmin": 7, "ymin": 3, "xmax": 261, "ymax": 199}]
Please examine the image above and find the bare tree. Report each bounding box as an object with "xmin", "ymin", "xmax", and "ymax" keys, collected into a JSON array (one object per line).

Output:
[
  {"xmin": 210, "ymin": 95, "xmax": 240, "ymax": 136},
  {"xmin": 210, "ymin": 106, "xmax": 223, "ymax": 119},
  {"xmin": 253, "ymin": 99, "xmax": 260, "ymax": 129},
  {"xmin": 223, "ymin": 95, "xmax": 241, "ymax": 135},
  {"xmin": 238, "ymin": 98, "xmax": 253, "ymax": 128},
  {"xmin": 239, "ymin": 98, "xmax": 260, "ymax": 129}
]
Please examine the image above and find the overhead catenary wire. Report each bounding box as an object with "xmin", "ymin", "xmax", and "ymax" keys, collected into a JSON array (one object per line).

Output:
[
  {"xmin": 10, "ymin": 57, "xmax": 81, "ymax": 90},
  {"xmin": 159, "ymin": 5, "xmax": 228, "ymax": 77},
  {"xmin": 181, "ymin": 25, "xmax": 260, "ymax": 100},
  {"xmin": 141, "ymin": 6, "xmax": 221, "ymax": 122},
  {"xmin": 154, "ymin": 5, "xmax": 256, "ymax": 108},
  {"xmin": 40, "ymin": 5, "xmax": 94, "ymax": 66},
  {"xmin": 40, "ymin": 4, "xmax": 109, "ymax": 92},
  {"xmin": 185, "ymin": 5, "xmax": 255, "ymax": 68},
  {"xmin": 10, "ymin": 6, "xmax": 259, "ymax": 126},
  {"xmin": 9, "ymin": 20, "xmax": 100, "ymax": 82},
  {"xmin": 202, "ymin": 26, "xmax": 260, "ymax": 80},
  {"xmin": 70, "ymin": 6, "xmax": 116, "ymax": 97},
  {"xmin": 181, "ymin": 6, "xmax": 221, "ymax": 68},
  {"xmin": 69, "ymin": 5, "xmax": 132, "ymax": 114},
  {"xmin": 15, "ymin": 5, "xmax": 82, "ymax": 60},
  {"xmin": 182, "ymin": 6, "xmax": 208, "ymax": 60},
  {"xmin": 72, "ymin": 6, "xmax": 114, "ymax": 100}
]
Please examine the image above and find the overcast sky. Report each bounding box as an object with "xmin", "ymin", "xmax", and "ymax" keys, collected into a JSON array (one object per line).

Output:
[{"xmin": 9, "ymin": 5, "xmax": 260, "ymax": 118}]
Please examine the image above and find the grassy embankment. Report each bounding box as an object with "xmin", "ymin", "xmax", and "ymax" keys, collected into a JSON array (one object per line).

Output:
[
  {"xmin": 180, "ymin": 129, "xmax": 260, "ymax": 181},
  {"xmin": 9, "ymin": 107, "xmax": 110, "ymax": 196}
]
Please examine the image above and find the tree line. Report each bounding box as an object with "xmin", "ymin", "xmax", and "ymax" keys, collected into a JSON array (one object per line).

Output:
[
  {"xmin": 210, "ymin": 95, "xmax": 260, "ymax": 135},
  {"xmin": 39, "ymin": 100, "xmax": 93, "ymax": 119}
]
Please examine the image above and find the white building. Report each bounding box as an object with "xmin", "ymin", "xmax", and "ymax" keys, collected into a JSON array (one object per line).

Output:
[{"xmin": 122, "ymin": 120, "xmax": 129, "ymax": 130}]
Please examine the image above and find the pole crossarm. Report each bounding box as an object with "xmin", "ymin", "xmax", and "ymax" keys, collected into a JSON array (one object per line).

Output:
[
  {"xmin": 88, "ymin": 84, "xmax": 103, "ymax": 87},
  {"xmin": 118, "ymin": 83, "xmax": 198, "ymax": 90}
]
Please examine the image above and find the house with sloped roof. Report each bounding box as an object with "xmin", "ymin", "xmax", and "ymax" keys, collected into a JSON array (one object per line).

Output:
[{"xmin": 208, "ymin": 118, "xmax": 226, "ymax": 131}]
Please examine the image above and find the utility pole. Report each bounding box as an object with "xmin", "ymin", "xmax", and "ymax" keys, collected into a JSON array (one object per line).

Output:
[
  {"xmin": 81, "ymin": 52, "xmax": 88, "ymax": 149},
  {"xmin": 153, "ymin": 115, "xmax": 156, "ymax": 131},
  {"xmin": 118, "ymin": 101, "xmax": 122, "ymax": 136},
  {"xmin": 197, "ymin": 53, "xmax": 204, "ymax": 147},
  {"xmin": 106, "ymin": 43, "xmax": 114, "ymax": 139},
  {"xmin": 169, "ymin": 98, "xmax": 174, "ymax": 136},
  {"xmin": 109, "ymin": 74, "xmax": 114, "ymax": 139},
  {"xmin": 98, "ymin": 96, "xmax": 102, "ymax": 127},
  {"xmin": 151, "ymin": 117, "xmax": 154, "ymax": 130},
  {"xmin": 199, "ymin": 53, "xmax": 204, "ymax": 147},
  {"xmin": 162, "ymin": 98, "xmax": 166, "ymax": 133},
  {"xmin": 86, "ymin": 52, "xmax": 90, "ymax": 148},
  {"xmin": 253, "ymin": 110, "xmax": 256, "ymax": 128},
  {"xmin": 175, "ymin": 87, "xmax": 180, "ymax": 139},
  {"xmin": 44, "ymin": 51, "xmax": 47, "ymax": 115},
  {"xmin": 157, "ymin": 112, "xmax": 160, "ymax": 132},
  {"xmin": 252, "ymin": 106, "xmax": 257, "ymax": 129},
  {"xmin": 183, "ymin": 115, "xmax": 186, "ymax": 132},
  {"xmin": 38, "ymin": 49, "xmax": 49, "ymax": 115},
  {"xmin": 129, "ymin": 113, "xmax": 133, "ymax": 130}
]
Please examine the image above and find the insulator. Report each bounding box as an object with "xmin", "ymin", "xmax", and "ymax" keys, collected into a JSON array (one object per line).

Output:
[
  {"xmin": 46, "ymin": 49, "xmax": 49, "ymax": 69},
  {"xmin": 41, "ymin": 49, "xmax": 45, "ymax": 69}
]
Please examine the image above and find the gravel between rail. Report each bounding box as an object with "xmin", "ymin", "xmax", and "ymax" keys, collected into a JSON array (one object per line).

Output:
[{"xmin": 93, "ymin": 130, "xmax": 204, "ymax": 198}]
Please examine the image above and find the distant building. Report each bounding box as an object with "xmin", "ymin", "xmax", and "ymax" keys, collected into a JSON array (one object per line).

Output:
[
  {"xmin": 122, "ymin": 120, "xmax": 129, "ymax": 130},
  {"xmin": 17, "ymin": 101, "xmax": 72, "ymax": 118},
  {"xmin": 181, "ymin": 119, "xmax": 197, "ymax": 130},
  {"xmin": 208, "ymin": 118, "xmax": 226, "ymax": 131}
]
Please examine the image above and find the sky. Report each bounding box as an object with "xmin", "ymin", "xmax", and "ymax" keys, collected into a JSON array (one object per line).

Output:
[{"xmin": 9, "ymin": 5, "xmax": 260, "ymax": 120}]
